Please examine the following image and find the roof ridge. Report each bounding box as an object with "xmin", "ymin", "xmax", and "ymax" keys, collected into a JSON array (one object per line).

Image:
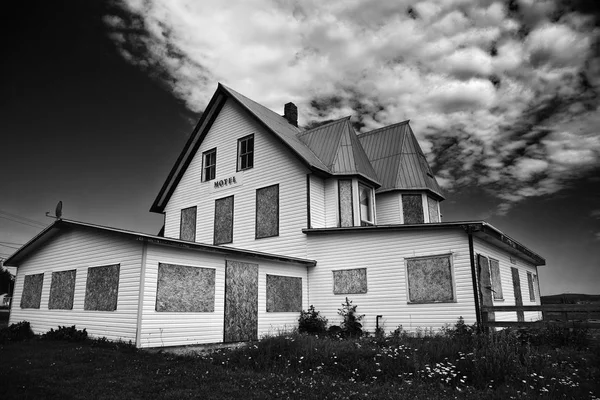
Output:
[
  {"xmin": 298, "ymin": 115, "xmax": 352, "ymax": 137},
  {"xmin": 357, "ymin": 119, "xmax": 410, "ymax": 137}
]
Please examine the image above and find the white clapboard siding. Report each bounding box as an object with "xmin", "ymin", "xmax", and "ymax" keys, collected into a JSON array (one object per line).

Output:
[
  {"xmin": 257, "ymin": 261, "xmax": 308, "ymax": 338},
  {"xmin": 375, "ymin": 192, "xmax": 402, "ymax": 225},
  {"xmin": 9, "ymin": 229, "xmax": 142, "ymax": 342},
  {"xmin": 163, "ymin": 99, "xmax": 310, "ymax": 258},
  {"xmin": 473, "ymin": 237, "xmax": 542, "ymax": 322},
  {"xmin": 309, "ymin": 175, "xmax": 326, "ymax": 228},
  {"xmin": 306, "ymin": 227, "xmax": 476, "ymax": 333},
  {"xmin": 139, "ymin": 244, "xmax": 309, "ymax": 348}
]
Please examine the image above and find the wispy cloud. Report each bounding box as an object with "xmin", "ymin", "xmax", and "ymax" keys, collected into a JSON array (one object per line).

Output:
[{"xmin": 106, "ymin": 0, "xmax": 600, "ymax": 214}]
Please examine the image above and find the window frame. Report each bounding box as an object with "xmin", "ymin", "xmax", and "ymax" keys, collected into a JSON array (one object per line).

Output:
[
  {"xmin": 358, "ymin": 183, "xmax": 374, "ymax": 226},
  {"xmin": 202, "ymin": 148, "xmax": 217, "ymax": 182},
  {"xmin": 527, "ymin": 272, "xmax": 536, "ymax": 301},
  {"xmin": 237, "ymin": 134, "xmax": 254, "ymax": 171},
  {"xmin": 405, "ymin": 253, "xmax": 455, "ymax": 304}
]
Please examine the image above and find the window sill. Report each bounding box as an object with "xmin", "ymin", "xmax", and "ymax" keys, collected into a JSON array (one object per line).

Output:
[{"xmin": 407, "ymin": 300, "xmax": 456, "ymax": 305}]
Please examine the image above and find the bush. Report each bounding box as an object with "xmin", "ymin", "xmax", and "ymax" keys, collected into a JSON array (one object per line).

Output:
[
  {"xmin": 298, "ymin": 305, "xmax": 328, "ymax": 334},
  {"xmin": 43, "ymin": 325, "xmax": 88, "ymax": 342},
  {"xmin": 0, "ymin": 321, "xmax": 33, "ymax": 344},
  {"xmin": 338, "ymin": 297, "xmax": 364, "ymax": 338}
]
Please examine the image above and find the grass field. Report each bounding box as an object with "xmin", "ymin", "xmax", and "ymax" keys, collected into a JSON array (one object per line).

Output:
[{"xmin": 1, "ymin": 323, "xmax": 599, "ymax": 399}]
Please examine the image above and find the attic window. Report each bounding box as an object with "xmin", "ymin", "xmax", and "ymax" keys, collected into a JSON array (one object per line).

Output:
[
  {"xmin": 237, "ymin": 134, "xmax": 254, "ymax": 171},
  {"xmin": 202, "ymin": 148, "xmax": 216, "ymax": 181}
]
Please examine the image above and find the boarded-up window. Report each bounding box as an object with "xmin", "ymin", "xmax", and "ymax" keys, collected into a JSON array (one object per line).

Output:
[
  {"xmin": 156, "ymin": 263, "xmax": 215, "ymax": 312},
  {"xmin": 20, "ymin": 273, "xmax": 44, "ymax": 309},
  {"xmin": 266, "ymin": 275, "xmax": 302, "ymax": 312},
  {"xmin": 214, "ymin": 196, "xmax": 234, "ymax": 245},
  {"xmin": 333, "ymin": 268, "xmax": 367, "ymax": 294},
  {"xmin": 489, "ymin": 258, "xmax": 503, "ymax": 300},
  {"xmin": 84, "ymin": 264, "xmax": 120, "ymax": 311},
  {"xmin": 48, "ymin": 270, "xmax": 76, "ymax": 310},
  {"xmin": 406, "ymin": 255, "xmax": 454, "ymax": 303},
  {"xmin": 427, "ymin": 196, "xmax": 439, "ymax": 223},
  {"xmin": 402, "ymin": 194, "xmax": 424, "ymax": 224},
  {"xmin": 527, "ymin": 272, "xmax": 535, "ymax": 301},
  {"xmin": 180, "ymin": 206, "xmax": 197, "ymax": 241},
  {"xmin": 256, "ymin": 185, "xmax": 279, "ymax": 238},
  {"xmin": 339, "ymin": 179, "xmax": 354, "ymax": 227}
]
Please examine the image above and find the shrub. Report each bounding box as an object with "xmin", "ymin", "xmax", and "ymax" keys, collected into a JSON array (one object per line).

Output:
[
  {"xmin": 42, "ymin": 325, "xmax": 88, "ymax": 342},
  {"xmin": 298, "ymin": 305, "xmax": 328, "ymax": 334},
  {"xmin": 338, "ymin": 297, "xmax": 364, "ymax": 338},
  {"xmin": 0, "ymin": 321, "xmax": 33, "ymax": 344}
]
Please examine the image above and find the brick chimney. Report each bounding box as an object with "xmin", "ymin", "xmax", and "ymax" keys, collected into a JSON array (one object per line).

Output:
[{"xmin": 284, "ymin": 102, "xmax": 298, "ymax": 127}]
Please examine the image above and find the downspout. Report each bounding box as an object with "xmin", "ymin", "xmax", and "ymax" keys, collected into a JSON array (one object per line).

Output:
[{"xmin": 468, "ymin": 233, "xmax": 481, "ymax": 328}]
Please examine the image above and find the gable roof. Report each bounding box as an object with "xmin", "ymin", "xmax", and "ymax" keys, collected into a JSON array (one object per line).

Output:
[
  {"xmin": 3, "ymin": 219, "xmax": 317, "ymax": 267},
  {"xmin": 358, "ymin": 121, "xmax": 444, "ymax": 199},
  {"xmin": 298, "ymin": 117, "xmax": 379, "ymax": 185}
]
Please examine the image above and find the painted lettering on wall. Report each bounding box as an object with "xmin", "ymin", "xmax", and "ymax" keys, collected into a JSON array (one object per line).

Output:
[{"xmin": 209, "ymin": 173, "xmax": 244, "ymax": 193}]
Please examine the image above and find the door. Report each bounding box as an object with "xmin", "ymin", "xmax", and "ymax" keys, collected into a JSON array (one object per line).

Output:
[
  {"xmin": 511, "ymin": 267, "xmax": 524, "ymax": 322},
  {"xmin": 477, "ymin": 255, "xmax": 495, "ymax": 323},
  {"xmin": 224, "ymin": 260, "xmax": 258, "ymax": 342}
]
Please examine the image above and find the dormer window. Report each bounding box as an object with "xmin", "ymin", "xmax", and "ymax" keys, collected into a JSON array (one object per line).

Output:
[
  {"xmin": 359, "ymin": 184, "xmax": 374, "ymax": 226},
  {"xmin": 202, "ymin": 148, "xmax": 216, "ymax": 181},
  {"xmin": 237, "ymin": 134, "xmax": 254, "ymax": 171}
]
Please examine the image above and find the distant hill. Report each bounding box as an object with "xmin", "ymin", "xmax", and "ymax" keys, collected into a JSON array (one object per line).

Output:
[{"xmin": 541, "ymin": 293, "xmax": 600, "ymax": 304}]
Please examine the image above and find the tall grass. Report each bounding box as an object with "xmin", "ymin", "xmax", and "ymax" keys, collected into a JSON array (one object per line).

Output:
[{"xmin": 200, "ymin": 322, "xmax": 599, "ymax": 398}]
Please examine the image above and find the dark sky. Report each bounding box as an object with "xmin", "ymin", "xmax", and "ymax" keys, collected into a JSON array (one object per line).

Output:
[{"xmin": 1, "ymin": 1, "xmax": 599, "ymax": 295}]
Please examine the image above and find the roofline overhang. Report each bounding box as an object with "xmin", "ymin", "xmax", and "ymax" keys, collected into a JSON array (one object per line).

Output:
[
  {"xmin": 374, "ymin": 187, "xmax": 445, "ymax": 201},
  {"xmin": 5, "ymin": 219, "xmax": 317, "ymax": 268},
  {"xmin": 303, "ymin": 221, "xmax": 545, "ymax": 266}
]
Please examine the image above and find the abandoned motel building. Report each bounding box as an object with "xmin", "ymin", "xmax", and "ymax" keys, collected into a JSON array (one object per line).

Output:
[{"xmin": 6, "ymin": 84, "xmax": 545, "ymax": 348}]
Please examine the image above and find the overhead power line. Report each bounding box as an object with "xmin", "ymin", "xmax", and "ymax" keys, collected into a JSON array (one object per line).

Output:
[
  {"xmin": 0, "ymin": 243, "xmax": 20, "ymax": 250},
  {"xmin": 0, "ymin": 210, "xmax": 47, "ymax": 227},
  {"xmin": 0, "ymin": 210, "xmax": 47, "ymax": 229},
  {"xmin": 0, "ymin": 241, "xmax": 24, "ymax": 246}
]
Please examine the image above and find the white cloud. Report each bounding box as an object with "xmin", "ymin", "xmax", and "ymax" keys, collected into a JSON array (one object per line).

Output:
[{"xmin": 108, "ymin": 0, "xmax": 600, "ymax": 214}]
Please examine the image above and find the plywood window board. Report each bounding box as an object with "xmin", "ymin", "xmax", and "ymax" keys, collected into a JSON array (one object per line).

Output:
[
  {"xmin": 156, "ymin": 263, "xmax": 215, "ymax": 312},
  {"xmin": 489, "ymin": 258, "xmax": 503, "ymax": 300},
  {"xmin": 214, "ymin": 196, "xmax": 234, "ymax": 245},
  {"xmin": 180, "ymin": 206, "xmax": 197, "ymax": 241},
  {"xmin": 427, "ymin": 196, "xmax": 439, "ymax": 223},
  {"xmin": 402, "ymin": 194, "xmax": 424, "ymax": 224},
  {"xmin": 84, "ymin": 264, "xmax": 120, "ymax": 311},
  {"xmin": 338, "ymin": 179, "xmax": 354, "ymax": 227},
  {"xmin": 256, "ymin": 184, "xmax": 279, "ymax": 239},
  {"xmin": 20, "ymin": 273, "xmax": 44, "ymax": 309},
  {"xmin": 48, "ymin": 270, "xmax": 77, "ymax": 310},
  {"xmin": 333, "ymin": 268, "xmax": 367, "ymax": 294},
  {"xmin": 266, "ymin": 274, "xmax": 302, "ymax": 312},
  {"xmin": 406, "ymin": 255, "xmax": 454, "ymax": 303}
]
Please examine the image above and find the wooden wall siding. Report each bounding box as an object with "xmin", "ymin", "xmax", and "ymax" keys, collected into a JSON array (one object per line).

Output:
[
  {"xmin": 333, "ymin": 268, "xmax": 367, "ymax": 294},
  {"xmin": 214, "ymin": 196, "xmax": 234, "ymax": 244},
  {"xmin": 406, "ymin": 256, "xmax": 453, "ymax": 303},
  {"xmin": 224, "ymin": 260, "xmax": 258, "ymax": 342},
  {"xmin": 427, "ymin": 197, "xmax": 440, "ymax": 223},
  {"xmin": 375, "ymin": 192, "xmax": 402, "ymax": 225},
  {"xmin": 156, "ymin": 263, "xmax": 215, "ymax": 312},
  {"xmin": 256, "ymin": 185, "xmax": 279, "ymax": 238},
  {"xmin": 309, "ymin": 175, "xmax": 326, "ymax": 228},
  {"xmin": 489, "ymin": 258, "xmax": 503, "ymax": 299},
  {"xmin": 473, "ymin": 237, "xmax": 542, "ymax": 322},
  {"xmin": 266, "ymin": 275, "xmax": 302, "ymax": 312},
  {"xmin": 20, "ymin": 273, "xmax": 44, "ymax": 309},
  {"xmin": 84, "ymin": 264, "xmax": 120, "ymax": 311},
  {"xmin": 163, "ymin": 99, "xmax": 310, "ymax": 258},
  {"xmin": 180, "ymin": 206, "xmax": 197, "ymax": 241},
  {"xmin": 402, "ymin": 194, "xmax": 424, "ymax": 224},
  {"xmin": 306, "ymin": 228, "xmax": 476, "ymax": 332},
  {"xmin": 338, "ymin": 179, "xmax": 354, "ymax": 227},
  {"xmin": 9, "ymin": 229, "xmax": 142, "ymax": 342},
  {"xmin": 48, "ymin": 270, "xmax": 76, "ymax": 310}
]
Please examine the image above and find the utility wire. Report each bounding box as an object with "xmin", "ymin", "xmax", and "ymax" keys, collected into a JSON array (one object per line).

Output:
[
  {"xmin": 0, "ymin": 210, "xmax": 47, "ymax": 228},
  {"xmin": 0, "ymin": 215, "xmax": 46, "ymax": 229},
  {"xmin": 0, "ymin": 241, "xmax": 24, "ymax": 246},
  {"xmin": 0, "ymin": 243, "xmax": 20, "ymax": 250}
]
